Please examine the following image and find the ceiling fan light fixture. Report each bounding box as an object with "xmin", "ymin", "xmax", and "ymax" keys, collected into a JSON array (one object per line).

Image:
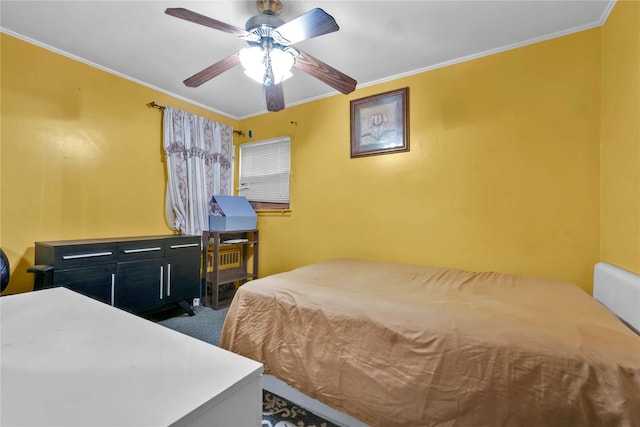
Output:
[
  {"xmin": 239, "ymin": 46, "xmax": 264, "ymax": 83},
  {"xmin": 167, "ymin": 3, "xmax": 356, "ymax": 112},
  {"xmin": 239, "ymin": 46, "xmax": 294, "ymax": 85},
  {"xmin": 270, "ymin": 48, "xmax": 295, "ymax": 82}
]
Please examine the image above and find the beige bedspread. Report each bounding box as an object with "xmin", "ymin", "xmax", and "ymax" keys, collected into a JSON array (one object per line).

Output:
[{"xmin": 219, "ymin": 258, "xmax": 640, "ymax": 427}]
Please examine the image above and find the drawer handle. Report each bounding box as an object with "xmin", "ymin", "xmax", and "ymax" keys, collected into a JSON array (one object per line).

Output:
[
  {"xmin": 167, "ymin": 263, "xmax": 171, "ymax": 296},
  {"xmin": 63, "ymin": 251, "xmax": 113, "ymax": 260},
  {"xmin": 123, "ymin": 247, "xmax": 162, "ymax": 254},
  {"xmin": 111, "ymin": 274, "xmax": 115, "ymax": 306},
  {"xmin": 170, "ymin": 243, "xmax": 199, "ymax": 249}
]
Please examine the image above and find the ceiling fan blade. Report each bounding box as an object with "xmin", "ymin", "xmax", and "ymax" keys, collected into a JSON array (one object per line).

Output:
[
  {"xmin": 294, "ymin": 50, "xmax": 357, "ymax": 94},
  {"xmin": 265, "ymin": 83, "xmax": 285, "ymax": 112},
  {"xmin": 184, "ymin": 53, "xmax": 240, "ymax": 87},
  {"xmin": 272, "ymin": 8, "xmax": 339, "ymax": 46},
  {"xmin": 165, "ymin": 8, "xmax": 259, "ymax": 42}
]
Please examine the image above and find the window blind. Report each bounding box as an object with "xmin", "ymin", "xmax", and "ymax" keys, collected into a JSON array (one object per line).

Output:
[{"xmin": 239, "ymin": 136, "xmax": 290, "ymax": 203}]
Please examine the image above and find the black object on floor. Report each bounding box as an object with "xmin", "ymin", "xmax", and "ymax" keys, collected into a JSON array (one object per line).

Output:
[
  {"xmin": 156, "ymin": 305, "xmax": 228, "ymax": 346},
  {"xmin": 263, "ymin": 390, "xmax": 339, "ymax": 427}
]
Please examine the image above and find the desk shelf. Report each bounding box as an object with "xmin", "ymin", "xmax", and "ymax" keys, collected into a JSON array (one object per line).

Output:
[{"xmin": 202, "ymin": 229, "xmax": 259, "ymax": 310}]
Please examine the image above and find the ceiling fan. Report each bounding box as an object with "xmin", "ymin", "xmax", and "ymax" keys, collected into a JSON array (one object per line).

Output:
[{"xmin": 165, "ymin": 0, "xmax": 357, "ymax": 112}]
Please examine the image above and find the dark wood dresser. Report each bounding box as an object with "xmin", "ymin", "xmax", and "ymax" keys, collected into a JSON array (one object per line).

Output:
[{"xmin": 34, "ymin": 235, "xmax": 201, "ymax": 315}]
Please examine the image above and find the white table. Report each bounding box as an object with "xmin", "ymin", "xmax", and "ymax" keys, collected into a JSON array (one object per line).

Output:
[{"xmin": 1, "ymin": 287, "xmax": 263, "ymax": 426}]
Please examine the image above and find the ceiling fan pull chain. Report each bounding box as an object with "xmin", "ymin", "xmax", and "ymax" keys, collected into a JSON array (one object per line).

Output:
[{"xmin": 262, "ymin": 42, "xmax": 273, "ymax": 87}]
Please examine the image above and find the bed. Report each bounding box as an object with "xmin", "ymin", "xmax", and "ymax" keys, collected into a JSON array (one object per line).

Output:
[{"xmin": 219, "ymin": 258, "xmax": 640, "ymax": 427}]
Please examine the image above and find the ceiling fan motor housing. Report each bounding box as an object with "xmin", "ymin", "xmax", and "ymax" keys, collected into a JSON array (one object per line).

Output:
[{"xmin": 245, "ymin": 14, "xmax": 285, "ymax": 37}]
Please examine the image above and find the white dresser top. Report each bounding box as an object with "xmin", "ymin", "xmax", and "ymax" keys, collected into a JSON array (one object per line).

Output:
[{"xmin": 1, "ymin": 287, "xmax": 263, "ymax": 426}]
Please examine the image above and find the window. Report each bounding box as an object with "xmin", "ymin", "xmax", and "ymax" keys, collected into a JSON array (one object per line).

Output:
[{"xmin": 238, "ymin": 136, "xmax": 290, "ymax": 210}]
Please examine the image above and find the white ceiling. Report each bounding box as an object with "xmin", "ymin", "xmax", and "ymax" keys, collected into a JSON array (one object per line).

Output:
[{"xmin": 1, "ymin": 0, "xmax": 614, "ymax": 119}]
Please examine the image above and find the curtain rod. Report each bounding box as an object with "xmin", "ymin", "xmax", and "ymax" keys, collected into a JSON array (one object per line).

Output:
[{"xmin": 148, "ymin": 101, "xmax": 244, "ymax": 136}]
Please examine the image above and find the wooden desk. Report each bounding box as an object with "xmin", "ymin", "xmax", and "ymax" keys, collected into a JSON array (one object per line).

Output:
[{"xmin": 1, "ymin": 288, "xmax": 263, "ymax": 426}]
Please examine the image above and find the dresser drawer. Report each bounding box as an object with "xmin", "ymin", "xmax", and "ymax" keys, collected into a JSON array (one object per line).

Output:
[
  {"xmin": 117, "ymin": 239, "xmax": 165, "ymax": 262},
  {"xmin": 165, "ymin": 236, "xmax": 200, "ymax": 256},
  {"xmin": 36, "ymin": 242, "xmax": 117, "ymax": 269}
]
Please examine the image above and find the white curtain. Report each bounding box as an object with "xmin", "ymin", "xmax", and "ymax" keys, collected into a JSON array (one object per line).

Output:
[{"xmin": 163, "ymin": 107, "xmax": 233, "ymax": 235}]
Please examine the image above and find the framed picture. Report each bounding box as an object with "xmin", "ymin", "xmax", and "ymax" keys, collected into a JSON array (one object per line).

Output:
[{"xmin": 350, "ymin": 87, "xmax": 409, "ymax": 158}]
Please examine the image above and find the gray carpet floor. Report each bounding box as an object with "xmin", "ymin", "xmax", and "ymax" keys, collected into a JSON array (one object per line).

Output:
[{"xmin": 155, "ymin": 305, "xmax": 228, "ymax": 346}]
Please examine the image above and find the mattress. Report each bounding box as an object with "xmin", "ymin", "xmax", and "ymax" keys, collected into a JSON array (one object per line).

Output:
[{"xmin": 220, "ymin": 258, "xmax": 640, "ymax": 427}]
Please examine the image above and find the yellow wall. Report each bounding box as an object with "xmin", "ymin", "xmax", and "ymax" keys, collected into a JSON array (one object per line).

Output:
[
  {"xmin": 4, "ymin": 11, "xmax": 634, "ymax": 296},
  {"xmin": 601, "ymin": 0, "xmax": 640, "ymax": 274},
  {"xmin": 0, "ymin": 34, "xmax": 238, "ymax": 294},
  {"xmin": 242, "ymin": 29, "xmax": 602, "ymax": 293}
]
